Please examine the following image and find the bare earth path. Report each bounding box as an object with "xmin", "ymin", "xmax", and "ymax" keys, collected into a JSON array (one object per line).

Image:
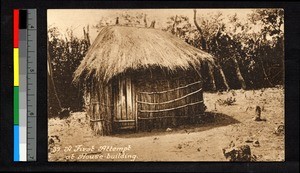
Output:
[{"xmin": 48, "ymin": 87, "xmax": 284, "ymax": 161}]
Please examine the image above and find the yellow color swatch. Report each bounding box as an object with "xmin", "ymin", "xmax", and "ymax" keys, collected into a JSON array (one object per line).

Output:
[{"xmin": 14, "ymin": 48, "xmax": 19, "ymax": 86}]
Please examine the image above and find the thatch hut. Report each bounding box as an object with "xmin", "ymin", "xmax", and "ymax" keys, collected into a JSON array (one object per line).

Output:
[{"xmin": 73, "ymin": 26, "xmax": 216, "ymax": 135}]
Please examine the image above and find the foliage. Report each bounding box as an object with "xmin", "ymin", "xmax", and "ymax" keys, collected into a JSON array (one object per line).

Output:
[
  {"xmin": 163, "ymin": 9, "xmax": 284, "ymax": 89},
  {"xmin": 48, "ymin": 26, "xmax": 90, "ymax": 117}
]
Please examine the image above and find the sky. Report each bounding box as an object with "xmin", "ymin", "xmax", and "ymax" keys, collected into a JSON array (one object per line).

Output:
[{"xmin": 48, "ymin": 9, "xmax": 255, "ymax": 43}]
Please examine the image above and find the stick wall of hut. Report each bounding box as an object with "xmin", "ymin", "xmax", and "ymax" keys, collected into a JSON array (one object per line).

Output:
[
  {"xmin": 87, "ymin": 78, "xmax": 114, "ymax": 135},
  {"xmin": 133, "ymin": 69, "xmax": 205, "ymax": 131}
]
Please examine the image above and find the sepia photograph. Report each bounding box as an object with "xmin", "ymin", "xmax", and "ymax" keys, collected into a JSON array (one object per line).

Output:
[{"xmin": 47, "ymin": 9, "xmax": 284, "ymax": 162}]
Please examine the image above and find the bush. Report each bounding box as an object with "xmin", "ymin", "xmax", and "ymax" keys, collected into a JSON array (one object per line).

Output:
[{"xmin": 48, "ymin": 27, "xmax": 90, "ymax": 117}]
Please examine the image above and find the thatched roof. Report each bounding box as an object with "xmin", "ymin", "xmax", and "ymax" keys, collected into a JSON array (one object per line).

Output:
[{"xmin": 73, "ymin": 26, "xmax": 215, "ymax": 83}]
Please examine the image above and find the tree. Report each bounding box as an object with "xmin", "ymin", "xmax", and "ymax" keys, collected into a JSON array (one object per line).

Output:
[
  {"xmin": 48, "ymin": 26, "xmax": 90, "ymax": 117},
  {"xmin": 193, "ymin": 10, "xmax": 245, "ymax": 90},
  {"xmin": 246, "ymin": 9, "xmax": 284, "ymax": 87}
]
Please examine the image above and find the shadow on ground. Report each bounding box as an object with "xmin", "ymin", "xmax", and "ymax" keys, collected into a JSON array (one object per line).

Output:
[{"xmin": 113, "ymin": 111, "xmax": 240, "ymax": 138}]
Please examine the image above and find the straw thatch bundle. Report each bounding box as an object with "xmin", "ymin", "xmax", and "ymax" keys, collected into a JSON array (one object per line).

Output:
[{"xmin": 73, "ymin": 26, "xmax": 215, "ymax": 83}]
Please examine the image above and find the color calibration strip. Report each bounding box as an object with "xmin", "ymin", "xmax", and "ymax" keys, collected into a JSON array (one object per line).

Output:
[{"xmin": 13, "ymin": 9, "xmax": 37, "ymax": 162}]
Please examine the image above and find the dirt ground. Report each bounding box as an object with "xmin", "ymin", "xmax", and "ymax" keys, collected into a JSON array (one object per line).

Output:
[{"xmin": 48, "ymin": 87, "xmax": 284, "ymax": 162}]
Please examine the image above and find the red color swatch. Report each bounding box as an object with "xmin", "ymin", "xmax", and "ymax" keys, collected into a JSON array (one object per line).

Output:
[{"xmin": 13, "ymin": 9, "xmax": 19, "ymax": 48}]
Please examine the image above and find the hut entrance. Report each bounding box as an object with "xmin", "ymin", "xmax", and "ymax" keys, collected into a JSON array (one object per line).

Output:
[{"xmin": 113, "ymin": 77, "xmax": 136, "ymax": 132}]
